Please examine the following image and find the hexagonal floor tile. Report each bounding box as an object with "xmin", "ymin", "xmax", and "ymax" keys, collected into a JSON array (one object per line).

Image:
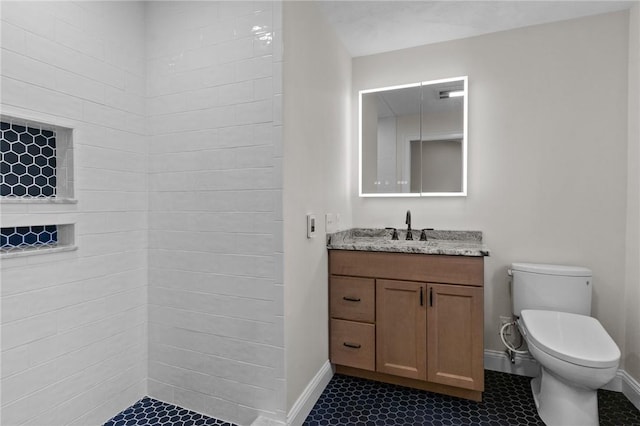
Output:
[
  {"xmin": 103, "ymin": 397, "xmax": 238, "ymax": 426},
  {"xmin": 303, "ymin": 370, "xmax": 640, "ymax": 426}
]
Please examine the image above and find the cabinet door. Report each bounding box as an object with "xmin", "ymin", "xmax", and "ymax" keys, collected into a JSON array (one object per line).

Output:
[
  {"xmin": 427, "ymin": 284, "xmax": 484, "ymax": 391},
  {"xmin": 376, "ymin": 279, "xmax": 427, "ymax": 380}
]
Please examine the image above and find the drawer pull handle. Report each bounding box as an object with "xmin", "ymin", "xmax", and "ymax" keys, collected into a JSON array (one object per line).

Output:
[
  {"xmin": 343, "ymin": 296, "xmax": 361, "ymax": 302},
  {"xmin": 343, "ymin": 342, "xmax": 361, "ymax": 349}
]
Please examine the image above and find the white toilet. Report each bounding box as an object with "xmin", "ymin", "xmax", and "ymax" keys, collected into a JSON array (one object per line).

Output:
[{"xmin": 510, "ymin": 262, "xmax": 620, "ymax": 426}]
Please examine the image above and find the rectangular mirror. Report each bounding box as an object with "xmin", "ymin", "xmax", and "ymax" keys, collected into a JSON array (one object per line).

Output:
[{"xmin": 359, "ymin": 76, "xmax": 467, "ymax": 197}]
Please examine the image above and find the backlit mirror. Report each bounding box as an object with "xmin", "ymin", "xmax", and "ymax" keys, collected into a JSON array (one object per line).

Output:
[{"xmin": 359, "ymin": 76, "xmax": 467, "ymax": 197}]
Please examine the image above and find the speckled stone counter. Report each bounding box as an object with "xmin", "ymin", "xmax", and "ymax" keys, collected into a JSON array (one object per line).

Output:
[{"xmin": 327, "ymin": 228, "xmax": 490, "ymax": 257}]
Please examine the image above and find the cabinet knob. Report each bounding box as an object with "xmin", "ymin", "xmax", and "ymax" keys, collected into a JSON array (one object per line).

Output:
[
  {"xmin": 343, "ymin": 296, "xmax": 361, "ymax": 302},
  {"xmin": 343, "ymin": 342, "xmax": 361, "ymax": 349}
]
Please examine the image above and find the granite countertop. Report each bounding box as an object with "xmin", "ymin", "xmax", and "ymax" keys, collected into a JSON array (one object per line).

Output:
[{"xmin": 327, "ymin": 228, "xmax": 490, "ymax": 257}]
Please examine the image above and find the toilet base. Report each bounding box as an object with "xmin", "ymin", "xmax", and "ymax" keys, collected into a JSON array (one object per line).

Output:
[{"xmin": 531, "ymin": 367, "xmax": 599, "ymax": 426}]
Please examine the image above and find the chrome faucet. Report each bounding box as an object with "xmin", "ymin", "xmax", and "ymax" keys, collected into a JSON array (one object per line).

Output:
[{"xmin": 405, "ymin": 210, "xmax": 413, "ymax": 240}]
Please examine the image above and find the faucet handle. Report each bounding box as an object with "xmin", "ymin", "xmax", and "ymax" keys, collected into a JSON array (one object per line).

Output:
[
  {"xmin": 385, "ymin": 227, "xmax": 399, "ymax": 240},
  {"xmin": 420, "ymin": 228, "xmax": 434, "ymax": 241}
]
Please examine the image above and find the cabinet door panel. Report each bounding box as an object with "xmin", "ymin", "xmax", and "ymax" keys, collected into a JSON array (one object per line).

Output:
[
  {"xmin": 427, "ymin": 284, "xmax": 484, "ymax": 390},
  {"xmin": 376, "ymin": 279, "xmax": 427, "ymax": 380}
]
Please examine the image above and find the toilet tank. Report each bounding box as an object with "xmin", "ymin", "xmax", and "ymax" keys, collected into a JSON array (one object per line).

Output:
[{"xmin": 510, "ymin": 262, "xmax": 592, "ymax": 317}]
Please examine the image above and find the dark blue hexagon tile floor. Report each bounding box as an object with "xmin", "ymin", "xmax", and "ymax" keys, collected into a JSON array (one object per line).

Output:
[
  {"xmin": 103, "ymin": 397, "xmax": 237, "ymax": 426},
  {"xmin": 105, "ymin": 371, "xmax": 639, "ymax": 426},
  {"xmin": 303, "ymin": 370, "xmax": 640, "ymax": 426}
]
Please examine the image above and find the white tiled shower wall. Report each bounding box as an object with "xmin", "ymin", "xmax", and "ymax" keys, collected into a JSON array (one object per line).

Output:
[
  {"xmin": 1, "ymin": 2, "xmax": 148, "ymax": 425},
  {"xmin": 146, "ymin": 2, "xmax": 285, "ymax": 424},
  {"xmin": 1, "ymin": 1, "xmax": 284, "ymax": 425}
]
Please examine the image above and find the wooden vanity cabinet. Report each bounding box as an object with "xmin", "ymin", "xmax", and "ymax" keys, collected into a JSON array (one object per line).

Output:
[{"xmin": 328, "ymin": 250, "xmax": 484, "ymax": 401}]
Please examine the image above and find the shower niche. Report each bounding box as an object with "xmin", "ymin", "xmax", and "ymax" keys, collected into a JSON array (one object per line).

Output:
[
  {"xmin": 1, "ymin": 115, "xmax": 76, "ymax": 257},
  {"xmin": 1, "ymin": 117, "xmax": 74, "ymax": 201}
]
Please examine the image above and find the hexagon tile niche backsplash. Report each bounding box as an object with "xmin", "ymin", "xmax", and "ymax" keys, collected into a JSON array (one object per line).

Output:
[
  {"xmin": 0, "ymin": 120, "xmax": 57, "ymax": 198},
  {"xmin": 0, "ymin": 225, "xmax": 58, "ymax": 253}
]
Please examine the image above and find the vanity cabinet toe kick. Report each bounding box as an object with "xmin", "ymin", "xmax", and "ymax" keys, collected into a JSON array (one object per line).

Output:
[{"xmin": 328, "ymin": 250, "xmax": 485, "ymax": 402}]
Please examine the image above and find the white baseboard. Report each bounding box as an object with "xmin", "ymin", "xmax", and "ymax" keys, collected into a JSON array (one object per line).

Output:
[
  {"xmin": 286, "ymin": 360, "xmax": 333, "ymax": 426},
  {"xmin": 621, "ymin": 369, "xmax": 640, "ymax": 411},
  {"xmin": 484, "ymin": 349, "xmax": 539, "ymax": 377},
  {"xmin": 251, "ymin": 416, "xmax": 287, "ymax": 426},
  {"xmin": 484, "ymin": 349, "xmax": 640, "ymax": 410}
]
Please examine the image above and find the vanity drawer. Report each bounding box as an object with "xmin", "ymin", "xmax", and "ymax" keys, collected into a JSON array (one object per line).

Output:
[
  {"xmin": 330, "ymin": 319, "xmax": 375, "ymax": 371},
  {"xmin": 330, "ymin": 276, "xmax": 375, "ymax": 322}
]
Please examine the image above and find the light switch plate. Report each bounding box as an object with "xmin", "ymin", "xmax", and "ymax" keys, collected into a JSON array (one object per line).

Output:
[
  {"xmin": 307, "ymin": 214, "xmax": 316, "ymax": 238},
  {"xmin": 325, "ymin": 213, "xmax": 335, "ymax": 233}
]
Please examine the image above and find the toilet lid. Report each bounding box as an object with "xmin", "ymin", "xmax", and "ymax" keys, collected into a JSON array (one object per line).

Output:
[{"xmin": 521, "ymin": 310, "xmax": 620, "ymax": 368}]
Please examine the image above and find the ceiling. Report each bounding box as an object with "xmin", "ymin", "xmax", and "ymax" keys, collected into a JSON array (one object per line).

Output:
[{"xmin": 315, "ymin": 0, "xmax": 637, "ymax": 57}]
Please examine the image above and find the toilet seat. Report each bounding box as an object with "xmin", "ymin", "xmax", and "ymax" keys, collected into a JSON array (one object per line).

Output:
[{"xmin": 520, "ymin": 309, "xmax": 620, "ymax": 368}]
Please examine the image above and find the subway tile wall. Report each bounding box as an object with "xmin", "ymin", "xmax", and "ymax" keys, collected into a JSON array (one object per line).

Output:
[
  {"xmin": 146, "ymin": 2, "xmax": 285, "ymax": 425},
  {"xmin": 1, "ymin": 2, "xmax": 285, "ymax": 425},
  {"xmin": 0, "ymin": 2, "xmax": 148, "ymax": 425}
]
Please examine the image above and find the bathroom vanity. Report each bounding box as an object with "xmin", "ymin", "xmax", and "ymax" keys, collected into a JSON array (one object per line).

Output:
[{"xmin": 327, "ymin": 229, "xmax": 489, "ymax": 401}]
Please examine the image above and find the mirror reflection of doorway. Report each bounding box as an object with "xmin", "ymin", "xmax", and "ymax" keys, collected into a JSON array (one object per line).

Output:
[{"xmin": 410, "ymin": 138, "xmax": 462, "ymax": 193}]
